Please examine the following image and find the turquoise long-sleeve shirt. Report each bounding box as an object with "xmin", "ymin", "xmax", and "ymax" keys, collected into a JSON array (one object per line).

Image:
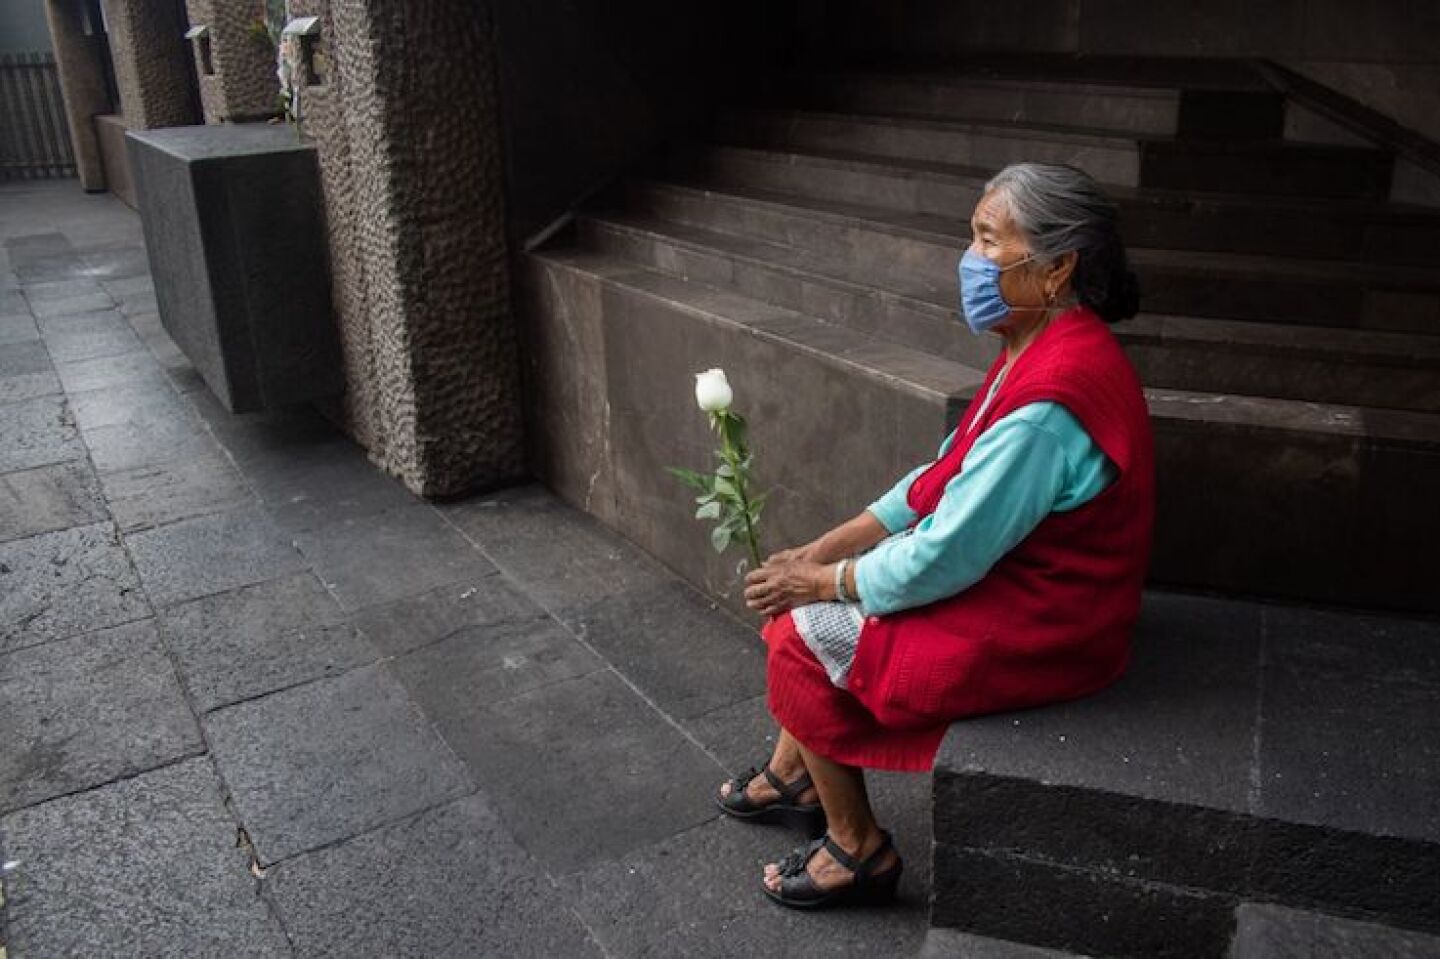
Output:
[{"xmin": 854, "ymin": 401, "xmax": 1117, "ymax": 618}]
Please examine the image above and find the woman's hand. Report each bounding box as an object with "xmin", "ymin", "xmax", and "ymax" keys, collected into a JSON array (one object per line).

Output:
[{"xmin": 744, "ymin": 556, "xmax": 830, "ymax": 618}]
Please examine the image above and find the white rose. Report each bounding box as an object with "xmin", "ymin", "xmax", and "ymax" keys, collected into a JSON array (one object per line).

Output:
[{"xmin": 694, "ymin": 368, "xmax": 733, "ymax": 412}]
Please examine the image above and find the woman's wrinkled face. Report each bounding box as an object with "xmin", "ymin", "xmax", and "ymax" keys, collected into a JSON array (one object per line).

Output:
[{"xmin": 968, "ymin": 190, "xmax": 1048, "ymax": 328}]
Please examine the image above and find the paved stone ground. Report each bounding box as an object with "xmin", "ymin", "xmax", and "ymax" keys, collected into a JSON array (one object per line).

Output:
[{"xmin": 0, "ymin": 180, "xmax": 932, "ymax": 957}]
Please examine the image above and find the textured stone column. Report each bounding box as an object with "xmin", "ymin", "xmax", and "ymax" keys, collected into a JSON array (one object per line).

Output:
[
  {"xmin": 183, "ymin": 0, "xmax": 280, "ymax": 123},
  {"xmin": 104, "ymin": 0, "xmax": 196, "ymax": 129},
  {"xmin": 286, "ymin": 0, "xmax": 526, "ymax": 496},
  {"xmin": 43, "ymin": 0, "xmax": 111, "ymax": 190}
]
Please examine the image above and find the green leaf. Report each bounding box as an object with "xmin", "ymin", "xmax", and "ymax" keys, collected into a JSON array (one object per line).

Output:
[
  {"xmin": 711, "ymin": 525, "xmax": 732, "ymax": 553},
  {"xmin": 715, "ymin": 463, "xmax": 735, "ymax": 478},
  {"xmin": 714, "ymin": 476, "xmax": 736, "ymax": 497},
  {"xmin": 695, "ymin": 492, "xmax": 718, "ymax": 504},
  {"xmin": 695, "ymin": 501, "xmax": 722, "ymax": 520},
  {"xmin": 666, "ymin": 466, "xmax": 709, "ymax": 491}
]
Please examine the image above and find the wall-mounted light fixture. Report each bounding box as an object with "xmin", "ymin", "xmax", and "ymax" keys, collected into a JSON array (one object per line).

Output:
[
  {"xmin": 184, "ymin": 25, "xmax": 214, "ymax": 77},
  {"xmin": 281, "ymin": 17, "xmax": 324, "ymax": 87}
]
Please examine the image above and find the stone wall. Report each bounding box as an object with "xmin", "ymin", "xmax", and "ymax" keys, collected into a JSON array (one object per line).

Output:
[
  {"xmin": 285, "ymin": 0, "xmax": 525, "ymax": 497},
  {"xmin": 103, "ymin": 0, "xmax": 195, "ymax": 129},
  {"xmin": 184, "ymin": 0, "xmax": 280, "ymax": 123},
  {"xmin": 43, "ymin": 0, "xmax": 111, "ymax": 190}
]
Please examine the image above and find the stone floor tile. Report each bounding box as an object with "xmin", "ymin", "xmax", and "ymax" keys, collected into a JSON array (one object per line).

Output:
[
  {"xmin": 19, "ymin": 277, "xmax": 104, "ymax": 303},
  {"xmin": 188, "ymin": 388, "xmax": 336, "ymax": 463},
  {"xmin": 27, "ymin": 291, "xmax": 114, "ymax": 318},
  {"xmin": 0, "ymin": 394, "xmax": 78, "ymax": 469},
  {"xmin": 560, "ymin": 816, "xmax": 929, "ymax": 959},
  {"xmin": 440, "ymin": 484, "xmax": 672, "ymax": 611},
  {"xmin": 116, "ymin": 290, "xmax": 158, "ymax": 316},
  {"xmin": 0, "ymin": 313, "xmax": 40, "ymax": 346},
  {"xmin": 0, "ymin": 459, "xmax": 107, "ymax": 543},
  {"xmin": 408, "ymin": 665, "xmax": 722, "ymax": 873},
  {"xmin": 66, "ymin": 375, "xmax": 184, "ymax": 432},
  {"xmin": 245, "ymin": 441, "xmax": 417, "ymax": 533},
  {"xmin": 0, "ymin": 619, "xmax": 202, "ymax": 812},
  {"xmin": 294, "ymin": 503, "xmax": 495, "ymax": 611},
  {"xmin": 38, "ymin": 310, "xmax": 144, "ymax": 363},
  {"xmin": 100, "ymin": 273, "xmax": 154, "ymax": 298},
  {"xmin": 268, "ymin": 793, "xmax": 603, "ymax": 959},
  {"xmin": 76, "ymin": 245, "xmax": 149, "ymax": 280},
  {"xmin": 0, "ymin": 758, "xmax": 291, "ymax": 958},
  {"xmin": 0, "ymin": 521, "xmax": 147, "ymax": 654},
  {"xmin": 161, "ymin": 571, "xmax": 376, "ymax": 711},
  {"xmin": 204, "ymin": 663, "xmax": 471, "ymax": 862},
  {"xmin": 125, "ymin": 504, "xmax": 308, "ymax": 607},
  {"xmin": 100, "ymin": 452, "xmax": 253, "ymax": 533},
  {"xmin": 0, "ymin": 341, "xmax": 62, "ymax": 406},
  {"xmin": 82, "ymin": 413, "xmax": 217, "ymax": 474},
  {"xmin": 53, "ymin": 349, "xmax": 168, "ymax": 393},
  {"xmin": 351, "ymin": 571, "xmax": 547, "ymax": 657},
  {"xmin": 561, "ymin": 579, "xmax": 767, "ymax": 720},
  {"xmin": 390, "ymin": 614, "xmax": 606, "ymax": 717},
  {"xmin": 13, "ymin": 254, "xmax": 84, "ymax": 286}
]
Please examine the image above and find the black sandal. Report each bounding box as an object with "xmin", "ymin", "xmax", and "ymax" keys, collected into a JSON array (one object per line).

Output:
[
  {"xmin": 762, "ymin": 830, "xmax": 902, "ymax": 910},
  {"xmin": 715, "ymin": 764, "xmax": 826, "ymax": 837}
]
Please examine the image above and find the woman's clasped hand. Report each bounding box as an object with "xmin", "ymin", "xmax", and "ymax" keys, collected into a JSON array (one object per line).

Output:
[{"xmin": 744, "ymin": 548, "xmax": 829, "ymax": 618}]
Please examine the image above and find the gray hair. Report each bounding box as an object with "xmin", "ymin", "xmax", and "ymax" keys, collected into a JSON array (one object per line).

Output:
[{"xmin": 984, "ymin": 163, "xmax": 1139, "ymax": 323}]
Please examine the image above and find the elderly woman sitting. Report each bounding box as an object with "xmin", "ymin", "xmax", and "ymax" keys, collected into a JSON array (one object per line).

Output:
[{"xmin": 717, "ymin": 162, "xmax": 1155, "ymax": 909}]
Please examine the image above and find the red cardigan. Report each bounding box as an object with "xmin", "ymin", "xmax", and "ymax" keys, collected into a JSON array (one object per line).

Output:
[{"xmin": 846, "ymin": 306, "xmax": 1155, "ymax": 729}]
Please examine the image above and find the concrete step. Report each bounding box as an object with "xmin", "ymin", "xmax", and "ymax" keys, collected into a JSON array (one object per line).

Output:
[
  {"xmin": 623, "ymin": 178, "xmax": 1440, "ymax": 335},
  {"xmin": 582, "ymin": 208, "xmax": 1440, "ymax": 413},
  {"xmin": 716, "ymin": 108, "xmax": 1394, "ymax": 201},
  {"xmin": 771, "ymin": 72, "xmax": 1185, "ymax": 138},
  {"xmin": 668, "ymin": 142, "xmax": 1440, "ymax": 267},
  {"xmin": 768, "ymin": 71, "xmax": 1286, "ymax": 142},
  {"xmin": 525, "ymin": 242, "xmax": 1440, "ymax": 612},
  {"xmin": 931, "ymin": 591, "xmax": 1440, "ymax": 957}
]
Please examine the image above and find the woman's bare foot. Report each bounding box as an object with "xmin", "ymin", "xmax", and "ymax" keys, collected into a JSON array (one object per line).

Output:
[
  {"xmin": 762, "ymin": 828, "xmax": 899, "ymax": 894},
  {"xmin": 717, "ymin": 758, "xmax": 818, "ymax": 808}
]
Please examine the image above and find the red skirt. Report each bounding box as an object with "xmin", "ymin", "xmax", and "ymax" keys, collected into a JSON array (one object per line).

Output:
[{"xmin": 762, "ymin": 611, "xmax": 948, "ymax": 772}]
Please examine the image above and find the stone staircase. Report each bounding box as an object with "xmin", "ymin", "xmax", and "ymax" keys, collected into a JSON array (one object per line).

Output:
[{"xmin": 521, "ymin": 55, "xmax": 1440, "ymax": 955}]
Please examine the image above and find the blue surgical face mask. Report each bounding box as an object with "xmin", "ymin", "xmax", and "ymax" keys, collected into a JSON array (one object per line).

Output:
[{"xmin": 958, "ymin": 249, "xmax": 1036, "ymax": 334}]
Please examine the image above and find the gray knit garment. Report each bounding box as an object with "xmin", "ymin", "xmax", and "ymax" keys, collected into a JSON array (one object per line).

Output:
[{"xmin": 792, "ymin": 530, "xmax": 911, "ymax": 688}]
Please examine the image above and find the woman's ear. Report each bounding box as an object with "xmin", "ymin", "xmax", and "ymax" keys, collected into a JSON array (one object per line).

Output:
[{"xmin": 1046, "ymin": 250, "xmax": 1079, "ymax": 292}]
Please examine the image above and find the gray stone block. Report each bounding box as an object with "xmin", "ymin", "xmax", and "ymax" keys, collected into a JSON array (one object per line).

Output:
[
  {"xmin": 0, "ymin": 619, "xmax": 202, "ymax": 812},
  {"xmin": 268, "ymin": 794, "xmax": 602, "ymax": 958},
  {"xmin": 0, "ymin": 758, "xmax": 290, "ymax": 958},
  {"xmin": 160, "ymin": 571, "xmax": 376, "ymax": 711},
  {"xmin": 125, "ymin": 505, "xmax": 308, "ymax": 607},
  {"xmin": 128, "ymin": 124, "xmax": 341, "ymax": 412},
  {"xmin": 204, "ymin": 663, "xmax": 471, "ymax": 862},
  {"xmin": 0, "ymin": 460, "xmax": 107, "ymax": 543},
  {"xmin": 0, "ymin": 521, "xmax": 149, "ymax": 654}
]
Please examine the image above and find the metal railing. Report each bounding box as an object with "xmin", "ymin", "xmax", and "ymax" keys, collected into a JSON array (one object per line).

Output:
[{"xmin": 0, "ymin": 51, "xmax": 77, "ymax": 180}]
